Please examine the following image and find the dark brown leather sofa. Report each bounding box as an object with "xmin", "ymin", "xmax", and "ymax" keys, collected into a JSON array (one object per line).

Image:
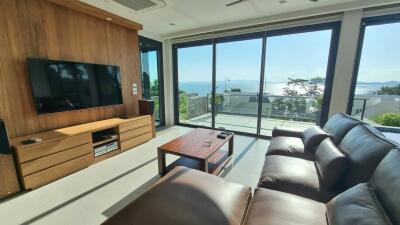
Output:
[
  {"xmin": 267, "ymin": 113, "xmax": 362, "ymax": 160},
  {"xmin": 103, "ymin": 113, "xmax": 400, "ymax": 225},
  {"xmin": 259, "ymin": 121, "xmax": 398, "ymax": 202},
  {"xmin": 245, "ymin": 148, "xmax": 400, "ymax": 225}
]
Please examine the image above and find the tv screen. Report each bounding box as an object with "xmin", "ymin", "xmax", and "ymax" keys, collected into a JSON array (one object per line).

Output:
[{"xmin": 27, "ymin": 58, "xmax": 123, "ymax": 114}]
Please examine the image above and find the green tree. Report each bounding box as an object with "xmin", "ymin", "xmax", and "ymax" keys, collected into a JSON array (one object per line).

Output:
[
  {"xmin": 282, "ymin": 78, "xmax": 308, "ymax": 117},
  {"xmin": 376, "ymin": 85, "xmax": 400, "ymax": 95},
  {"xmin": 373, "ymin": 113, "xmax": 400, "ymax": 127},
  {"xmin": 305, "ymin": 77, "xmax": 325, "ymax": 97},
  {"xmin": 283, "ymin": 78, "xmax": 308, "ymax": 96}
]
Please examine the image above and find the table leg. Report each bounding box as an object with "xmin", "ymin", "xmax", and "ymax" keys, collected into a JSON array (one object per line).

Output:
[
  {"xmin": 200, "ymin": 159, "xmax": 209, "ymax": 173},
  {"xmin": 158, "ymin": 148, "xmax": 166, "ymax": 176},
  {"xmin": 228, "ymin": 135, "xmax": 234, "ymax": 156}
]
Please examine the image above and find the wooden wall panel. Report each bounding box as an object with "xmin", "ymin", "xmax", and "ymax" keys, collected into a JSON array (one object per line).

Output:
[{"xmin": 0, "ymin": 0, "xmax": 142, "ymax": 138}]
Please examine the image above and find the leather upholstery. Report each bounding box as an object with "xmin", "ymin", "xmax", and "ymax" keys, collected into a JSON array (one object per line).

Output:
[
  {"xmin": 301, "ymin": 126, "xmax": 330, "ymax": 152},
  {"xmin": 266, "ymin": 136, "xmax": 314, "ymax": 160},
  {"xmin": 326, "ymin": 183, "xmax": 390, "ymax": 225},
  {"xmin": 272, "ymin": 126, "xmax": 306, "ymax": 138},
  {"xmin": 327, "ymin": 149, "xmax": 400, "ymax": 225},
  {"xmin": 369, "ymin": 148, "xmax": 400, "ymax": 225},
  {"xmin": 338, "ymin": 124, "xmax": 397, "ymax": 188},
  {"xmin": 258, "ymin": 155, "xmax": 337, "ymax": 202},
  {"xmin": 322, "ymin": 113, "xmax": 362, "ymax": 145},
  {"xmin": 103, "ymin": 166, "xmax": 252, "ymax": 225},
  {"xmin": 315, "ymin": 138, "xmax": 348, "ymax": 188},
  {"xmin": 244, "ymin": 188, "xmax": 327, "ymax": 225},
  {"xmin": 267, "ymin": 113, "xmax": 360, "ymax": 160}
]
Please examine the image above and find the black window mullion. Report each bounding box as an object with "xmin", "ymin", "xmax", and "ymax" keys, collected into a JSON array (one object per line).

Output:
[
  {"xmin": 211, "ymin": 40, "xmax": 217, "ymax": 129},
  {"xmin": 256, "ymin": 33, "xmax": 267, "ymax": 136}
]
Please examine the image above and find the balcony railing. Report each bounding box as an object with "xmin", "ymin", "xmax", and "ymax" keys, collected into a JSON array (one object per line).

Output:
[
  {"xmin": 351, "ymin": 95, "xmax": 400, "ymax": 127},
  {"xmin": 179, "ymin": 93, "xmax": 321, "ymax": 123}
]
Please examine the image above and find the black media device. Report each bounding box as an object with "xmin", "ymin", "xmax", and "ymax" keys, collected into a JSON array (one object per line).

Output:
[
  {"xmin": 0, "ymin": 119, "xmax": 11, "ymax": 154},
  {"xmin": 27, "ymin": 58, "xmax": 123, "ymax": 114}
]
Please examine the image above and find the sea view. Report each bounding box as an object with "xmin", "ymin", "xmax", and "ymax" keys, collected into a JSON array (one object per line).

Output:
[{"xmin": 178, "ymin": 80, "xmax": 397, "ymax": 96}]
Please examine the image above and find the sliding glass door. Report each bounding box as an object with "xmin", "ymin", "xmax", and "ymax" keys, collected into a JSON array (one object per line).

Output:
[
  {"xmin": 260, "ymin": 27, "xmax": 337, "ymax": 136},
  {"xmin": 139, "ymin": 36, "xmax": 165, "ymax": 127},
  {"xmin": 215, "ymin": 37, "xmax": 263, "ymax": 134},
  {"xmin": 175, "ymin": 42, "xmax": 213, "ymax": 127},
  {"xmin": 173, "ymin": 23, "xmax": 340, "ymax": 137},
  {"xmin": 348, "ymin": 14, "xmax": 400, "ymax": 130}
]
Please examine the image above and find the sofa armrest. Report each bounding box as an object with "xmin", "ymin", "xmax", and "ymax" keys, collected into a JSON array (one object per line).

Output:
[
  {"xmin": 301, "ymin": 126, "xmax": 331, "ymax": 152},
  {"xmin": 272, "ymin": 126, "xmax": 307, "ymax": 138}
]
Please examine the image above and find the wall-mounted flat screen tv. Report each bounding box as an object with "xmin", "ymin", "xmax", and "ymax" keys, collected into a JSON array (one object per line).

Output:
[{"xmin": 27, "ymin": 58, "xmax": 123, "ymax": 114}]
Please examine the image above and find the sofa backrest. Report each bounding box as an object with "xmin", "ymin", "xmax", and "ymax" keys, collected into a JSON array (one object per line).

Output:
[
  {"xmin": 338, "ymin": 124, "xmax": 397, "ymax": 189},
  {"xmin": 322, "ymin": 113, "xmax": 362, "ymax": 145},
  {"xmin": 326, "ymin": 148, "xmax": 400, "ymax": 225}
]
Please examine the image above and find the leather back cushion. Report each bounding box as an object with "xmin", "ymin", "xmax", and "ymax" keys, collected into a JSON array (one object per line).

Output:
[
  {"xmin": 370, "ymin": 149, "xmax": 400, "ymax": 225},
  {"xmin": 338, "ymin": 125, "xmax": 396, "ymax": 188},
  {"xmin": 323, "ymin": 113, "xmax": 361, "ymax": 145},
  {"xmin": 301, "ymin": 126, "xmax": 330, "ymax": 152},
  {"xmin": 326, "ymin": 183, "xmax": 390, "ymax": 225},
  {"xmin": 315, "ymin": 139, "xmax": 348, "ymax": 189}
]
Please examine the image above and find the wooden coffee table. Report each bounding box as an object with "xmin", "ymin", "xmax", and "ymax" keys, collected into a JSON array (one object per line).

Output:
[{"xmin": 157, "ymin": 128, "xmax": 234, "ymax": 176}]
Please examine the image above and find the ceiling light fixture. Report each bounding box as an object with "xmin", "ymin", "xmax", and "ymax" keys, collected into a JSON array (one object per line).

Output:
[
  {"xmin": 106, "ymin": 17, "xmax": 113, "ymax": 21},
  {"xmin": 226, "ymin": 0, "xmax": 249, "ymax": 7},
  {"xmin": 170, "ymin": 23, "xmax": 176, "ymax": 26},
  {"xmin": 279, "ymin": 0, "xmax": 287, "ymax": 4}
]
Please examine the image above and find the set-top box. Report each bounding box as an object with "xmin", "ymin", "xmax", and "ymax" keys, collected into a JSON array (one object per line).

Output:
[{"xmin": 94, "ymin": 141, "xmax": 118, "ymax": 157}]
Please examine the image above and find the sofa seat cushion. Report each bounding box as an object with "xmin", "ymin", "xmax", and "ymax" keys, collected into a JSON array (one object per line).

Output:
[
  {"xmin": 258, "ymin": 155, "xmax": 338, "ymax": 202},
  {"xmin": 244, "ymin": 188, "xmax": 327, "ymax": 225},
  {"xmin": 266, "ymin": 136, "xmax": 314, "ymax": 160},
  {"xmin": 103, "ymin": 166, "xmax": 252, "ymax": 225}
]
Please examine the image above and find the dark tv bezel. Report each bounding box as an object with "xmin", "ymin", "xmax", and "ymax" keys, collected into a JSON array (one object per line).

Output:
[{"xmin": 27, "ymin": 57, "xmax": 124, "ymax": 115}]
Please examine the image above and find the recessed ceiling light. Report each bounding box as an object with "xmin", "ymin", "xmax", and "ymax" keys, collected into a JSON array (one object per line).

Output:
[{"xmin": 106, "ymin": 17, "xmax": 113, "ymax": 21}]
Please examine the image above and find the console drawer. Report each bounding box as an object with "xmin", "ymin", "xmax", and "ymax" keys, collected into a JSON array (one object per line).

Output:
[
  {"xmin": 17, "ymin": 133, "xmax": 91, "ymax": 163},
  {"xmin": 120, "ymin": 125, "xmax": 152, "ymax": 141},
  {"xmin": 23, "ymin": 153, "xmax": 92, "ymax": 189},
  {"xmin": 119, "ymin": 116, "xmax": 151, "ymax": 133},
  {"xmin": 20, "ymin": 143, "xmax": 92, "ymax": 176},
  {"xmin": 121, "ymin": 132, "xmax": 152, "ymax": 151}
]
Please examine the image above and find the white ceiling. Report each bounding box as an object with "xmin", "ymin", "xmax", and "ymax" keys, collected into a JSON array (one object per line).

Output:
[{"xmin": 81, "ymin": 0, "xmax": 400, "ymax": 39}]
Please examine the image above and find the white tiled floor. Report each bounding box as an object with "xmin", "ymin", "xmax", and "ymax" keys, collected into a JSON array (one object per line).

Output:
[{"xmin": 0, "ymin": 126, "xmax": 269, "ymax": 225}]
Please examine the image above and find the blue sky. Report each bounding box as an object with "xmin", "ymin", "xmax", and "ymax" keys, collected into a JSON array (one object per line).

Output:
[{"xmin": 175, "ymin": 22, "xmax": 400, "ymax": 83}]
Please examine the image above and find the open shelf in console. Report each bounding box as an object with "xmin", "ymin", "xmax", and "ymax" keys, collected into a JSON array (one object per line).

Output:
[
  {"xmin": 92, "ymin": 127, "xmax": 118, "ymax": 147},
  {"xmin": 92, "ymin": 127, "xmax": 119, "ymax": 158}
]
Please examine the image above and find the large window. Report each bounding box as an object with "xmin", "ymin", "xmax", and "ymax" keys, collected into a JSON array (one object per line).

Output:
[
  {"xmin": 175, "ymin": 42, "xmax": 213, "ymax": 127},
  {"xmin": 349, "ymin": 15, "xmax": 400, "ymax": 129},
  {"xmin": 261, "ymin": 28, "xmax": 335, "ymax": 136},
  {"xmin": 215, "ymin": 37, "xmax": 263, "ymax": 134},
  {"xmin": 139, "ymin": 36, "xmax": 165, "ymax": 127},
  {"xmin": 173, "ymin": 23, "xmax": 340, "ymax": 137}
]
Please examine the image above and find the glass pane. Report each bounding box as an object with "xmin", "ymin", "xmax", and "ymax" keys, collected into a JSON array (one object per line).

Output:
[
  {"xmin": 351, "ymin": 22, "xmax": 400, "ymax": 128},
  {"xmin": 261, "ymin": 30, "xmax": 333, "ymax": 136},
  {"xmin": 215, "ymin": 38, "xmax": 263, "ymax": 134},
  {"xmin": 177, "ymin": 45, "xmax": 213, "ymax": 127},
  {"xmin": 141, "ymin": 50, "xmax": 160, "ymax": 123}
]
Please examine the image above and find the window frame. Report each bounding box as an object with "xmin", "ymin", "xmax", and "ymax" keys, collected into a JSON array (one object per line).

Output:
[
  {"xmin": 347, "ymin": 13, "xmax": 400, "ymax": 133},
  {"xmin": 139, "ymin": 36, "xmax": 165, "ymax": 128},
  {"xmin": 172, "ymin": 22, "xmax": 341, "ymax": 138}
]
